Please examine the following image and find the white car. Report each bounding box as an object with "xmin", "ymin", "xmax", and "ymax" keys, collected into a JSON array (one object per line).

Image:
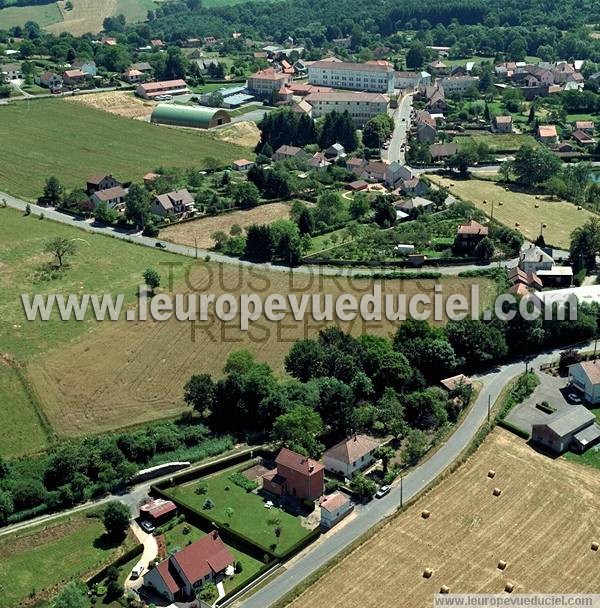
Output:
[
  {"xmin": 568, "ymin": 392, "xmax": 582, "ymax": 404},
  {"xmin": 130, "ymin": 564, "xmax": 144, "ymax": 579}
]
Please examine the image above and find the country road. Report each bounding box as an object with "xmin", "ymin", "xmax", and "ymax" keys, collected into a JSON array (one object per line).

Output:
[
  {"xmin": 238, "ymin": 345, "xmax": 586, "ymax": 608},
  {"xmin": 0, "ymin": 190, "xmax": 509, "ymax": 276}
]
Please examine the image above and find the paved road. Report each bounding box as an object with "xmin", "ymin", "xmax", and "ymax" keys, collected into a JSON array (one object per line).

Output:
[
  {"xmin": 239, "ymin": 344, "xmax": 587, "ymax": 608},
  {"xmin": 382, "ymin": 93, "xmax": 412, "ymax": 164},
  {"xmin": 0, "ymin": 190, "xmax": 504, "ymax": 277}
]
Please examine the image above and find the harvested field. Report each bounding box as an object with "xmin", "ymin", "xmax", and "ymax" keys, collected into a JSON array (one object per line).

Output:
[
  {"xmin": 288, "ymin": 429, "xmax": 600, "ymax": 608},
  {"xmin": 26, "ymin": 264, "xmax": 493, "ymax": 438},
  {"xmin": 65, "ymin": 91, "xmax": 156, "ymax": 119},
  {"xmin": 161, "ymin": 203, "xmax": 292, "ymax": 249},
  {"xmin": 49, "ymin": 0, "xmax": 117, "ymax": 34},
  {"xmin": 214, "ymin": 121, "xmax": 261, "ymax": 148},
  {"xmin": 428, "ymin": 176, "xmax": 595, "ymax": 249}
]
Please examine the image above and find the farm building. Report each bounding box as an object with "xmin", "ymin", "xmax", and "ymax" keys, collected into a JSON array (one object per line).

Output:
[
  {"xmin": 136, "ymin": 79, "xmax": 189, "ymax": 99},
  {"xmin": 531, "ymin": 405, "xmax": 600, "ymax": 454},
  {"xmin": 151, "ymin": 104, "xmax": 231, "ymax": 129}
]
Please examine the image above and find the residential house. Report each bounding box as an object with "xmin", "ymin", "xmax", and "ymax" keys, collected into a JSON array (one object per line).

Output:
[
  {"xmin": 304, "ymin": 91, "xmax": 389, "ymax": 127},
  {"xmin": 426, "ymin": 86, "xmax": 447, "ymax": 113},
  {"xmin": 63, "ymin": 69, "xmax": 88, "ymax": 86},
  {"xmin": 320, "ymin": 491, "xmax": 353, "ymax": 529},
  {"xmin": 454, "ymin": 219, "xmax": 489, "ymax": 252},
  {"xmin": 347, "ymin": 179, "xmax": 368, "ymax": 191},
  {"xmin": 35, "ymin": 71, "xmax": 63, "ymax": 91},
  {"xmin": 360, "ymin": 161, "xmax": 408, "ymax": 188},
  {"xmin": 440, "ymin": 374, "xmax": 473, "ymax": 392},
  {"xmin": 136, "ymin": 79, "xmax": 189, "ymax": 99},
  {"xmin": 438, "ymin": 75, "xmax": 479, "ymax": 95},
  {"xmin": 273, "ymin": 144, "xmax": 305, "ymax": 162},
  {"xmin": 397, "ymin": 176, "xmax": 428, "ymax": 196},
  {"xmin": 89, "ymin": 186, "xmax": 128, "ymax": 211},
  {"xmin": 323, "ymin": 435, "xmax": 380, "ymax": 478},
  {"xmin": 86, "ymin": 174, "xmax": 121, "ymax": 194},
  {"xmin": 507, "ymin": 266, "xmax": 543, "ymax": 291},
  {"xmin": 395, "ymin": 70, "xmax": 431, "ymax": 90},
  {"xmin": 72, "ymin": 60, "xmax": 97, "ymax": 77},
  {"xmin": 531, "ymin": 405, "xmax": 600, "ymax": 454},
  {"xmin": 429, "ymin": 142, "xmax": 458, "ymax": 162},
  {"xmin": 493, "ymin": 116, "xmax": 513, "ymax": 133},
  {"xmin": 247, "ymin": 68, "xmax": 293, "ymax": 100},
  {"xmin": 143, "ymin": 172, "xmax": 161, "ymax": 186},
  {"xmin": 262, "ymin": 448, "xmax": 325, "ymax": 500},
  {"xmin": 572, "ymin": 129, "xmax": 595, "ymax": 146},
  {"xmin": 574, "ymin": 121, "xmax": 594, "ymax": 136},
  {"xmin": 537, "ymin": 124, "xmax": 559, "ymax": 145},
  {"xmin": 150, "ymin": 188, "xmax": 196, "ymax": 219},
  {"xmin": 346, "ymin": 157, "xmax": 368, "ymax": 176},
  {"xmin": 324, "ymin": 143, "xmax": 346, "ymax": 160},
  {"xmin": 308, "ymin": 152, "xmax": 331, "ymax": 171},
  {"xmin": 143, "ymin": 531, "xmax": 234, "ymax": 602},
  {"xmin": 428, "ymin": 59, "xmax": 448, "ymax": 74},
  {"xmin": 308, "ymin": 60, "xmax": 395, "ymax": 94},
  {"xmin": 396, "ymin": 196, "xmax": 435, "ymax": 216},
  {"xmin": 131, "ymin": 61, "xmax": 153, "ymax": 74},
  {"xmin": 519, "ymin": 245, "xmax": 554, "ymax": 273},
  {"xmin": 1, "ymin": 62, "xmax": 22, "ymax": 80},
  {"xmin": 122, "ymin": 68, "xmax": 144, "ymax": 83},
  {"xmin": 569, "ymin": 361, "xmax": 600, "ymax": 405},
  {"xmin": 150, "ymin": 39, "xmax": 164, "ymax": 49},
  {"xmin": 292, "ymin": 99, "xmax": 313, "ymax": 116},
  {"xmin": 415, "ymin": 110, "xmax": 437, "ymax": 143},
  {"xmin": 232, "ymin": 159, "xmax": 255, "ymax": 171}
]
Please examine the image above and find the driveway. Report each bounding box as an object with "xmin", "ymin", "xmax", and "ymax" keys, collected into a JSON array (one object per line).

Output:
[{"xmin": 125, "ymin": 521, "xmax": 158, "ymax": 591}]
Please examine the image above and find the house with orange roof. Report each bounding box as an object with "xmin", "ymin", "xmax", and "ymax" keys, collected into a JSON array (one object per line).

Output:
[
  {"xmin": 537, "ymin": 124, "xmax": 559, "ymax": 145},
  {"xmin": 262, "ymin": 448, "xmax": 324, "ymax": 500},
  {"xmin": 323, "ymin": 435, "xmax": 380, "ymax": 478}
]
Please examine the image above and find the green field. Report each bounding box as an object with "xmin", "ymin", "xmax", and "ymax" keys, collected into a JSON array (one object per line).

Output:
[
  {"xmin": 0, "ymin": 510, "xmax": 136, "ymax": 608},
  {"xmin": 163, "ymin": 521, "xmax": 264, "ymax": 593},
  {"xmin": 0, "ymin": 361, "xmax": 50, "ymax": 458},
  {"xmin": 454, "ymin": 132, "xmax": 539, "ymax": 153},
  {"xmin": 166, "ymin": 465, "xmax": 315, "ymax": 556},
  {"xmin": 0, "ymin": 99, "xmax": 250, "ymax": 200},
  {"xmin": 0, "ymin": 2, "xmax": 61, "ymax": 29}
]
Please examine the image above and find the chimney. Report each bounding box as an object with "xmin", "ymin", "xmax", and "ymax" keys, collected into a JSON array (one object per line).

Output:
[{"xmin": 309, "ymin": 464, "xmax": 314, "ymax": 473}]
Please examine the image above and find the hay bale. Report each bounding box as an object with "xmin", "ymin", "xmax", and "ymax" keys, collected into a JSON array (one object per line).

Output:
[
  {"xmin": 493, "ymin": 487, "xmax": 502, "ymax": 496},
  {"xmin": 421, "ymin": 509, "xmax": 431, "ymax": 519},
  {"xmin": 440, "ymin": 585, "xmax": 450, "ymax": 594},
  {"xmin": 423, "ymin": 568, "xmax": 433, "ymax": 579},
  {"xmin": 591, "ymin": 542, "xmax": 599, "ymax": 551},
  {"xmin": 515, "ymin": 222, "xmax": 520, "ymax": 227},
  {"xmin": 505, "ymin": 582, "xmax": 514, "ymax": 593},
  {"xmin": 535, "ymin": 203, "xmax": 539, "ymax": 208},
  {"xmin": 497, "ymin": 560, "xmax": 507, "ymax": 570},
  {"xmin": 488, "ymin": 470, "xmax": 496, "ymax": 478}
]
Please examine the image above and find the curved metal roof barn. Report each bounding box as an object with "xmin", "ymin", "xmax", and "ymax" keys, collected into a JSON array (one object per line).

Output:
[{"xmin": 150, "ymin": 104, "xmax": 231, "ymax": 129}]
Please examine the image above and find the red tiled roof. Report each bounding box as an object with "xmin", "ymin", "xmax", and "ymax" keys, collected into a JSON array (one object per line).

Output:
[
  {"xmin": 155, "ymin": 560, "xmax": 182, "ymax": 594},
  {"xmin": 276, "ymin": 448, "xmax": 324, "ymax": 475},
  {"xmin": 141, "ymin": 499, "xmax": 177, "ymax": 519},
  {"xmin": 324, "ymin": 435, "xmax": 379, "ymax": 465},
  {"xmin": 577, "ymin": 360, "xmax": 600, "ymax": 385},
  {"xmin": 457, "ymin": 219, "xmax": 488, "ymax": 236},
  {"xmin": 320, "ymin": 491, "xmax": 350, "ymax": 513},
  {"xmin": 172, "ymin": 532, "xmax": 234, "ymax": 585}
]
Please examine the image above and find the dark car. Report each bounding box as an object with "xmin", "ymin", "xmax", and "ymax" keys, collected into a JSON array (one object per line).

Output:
[
  {"xmin": 375, "ymin": 485, "xmax": 391, "ymax": 499},
  {"xmin": 155, "ymin": 242, "xmax": 167, "ymax": 249}
]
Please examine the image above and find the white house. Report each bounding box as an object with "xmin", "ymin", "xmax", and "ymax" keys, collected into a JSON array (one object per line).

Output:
[
  {"xmin": 320, "ymin": 491, "xmax": 353, "ymax": 529},
  {"xmin": 323, "ymin": 435, "xmax": 380, "ymax": 478},
  {"xmin": 569, "ymin": 361, "xmax": 600, "ymax": 405},
  {"xmin": 519, "ymin": 245, "xmax": 554, "ymax": 273}
]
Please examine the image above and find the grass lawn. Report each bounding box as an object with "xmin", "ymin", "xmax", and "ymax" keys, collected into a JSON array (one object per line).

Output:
[
  {"xmin": 0, "ymin": 2, "xmax": 61, "ymax": 29},
  {"xmin": 166, "ymin": 465, "xmax": 315, "ymax": 556},
  {"xmin": 0, "ymin": 98, "xmax": 250, "ymax": 200},
  {"xmin": 566, "ymin": 113, "xmax": 598, "ymax": 123},
  {"xmin": 0, "ymin": 510, "xmax": 136, "ymax": 608},
  {"xmin": 0, "ymin": 361, "xmax": 50, "ymax": 458},
  {"xmin": 162, "ymin": 521, "xmax": 264, "ymax": 593},
  {"xmin": 442, "ymin": 55, "xmax": 495, "ymax": 67},
  {"xmin": 428, "ymin": 175, "xmax": 596, "ymax": 249},
  {"xmin": 20, "ymin": 83, "xmax": 48, "ymax": 95},
  {"xmin": 564, "ymin": 408, "xmax": 600, "ymax": 469},
  {"xmin": 454, "ymin": 132, "xmax": 539, "ymax": 153},
  {"xmin": 228, "ymin": 104, "xmax": 266, "ymax": 117}
]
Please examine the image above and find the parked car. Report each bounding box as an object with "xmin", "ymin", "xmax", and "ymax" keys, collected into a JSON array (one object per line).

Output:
[
  {"xmin": 567, "ymin": 392, "xmax": 582, "ymax": 404},
  {"xmin": 140, "ymin": 519, "xmax": 156, "ymax": 532},
  {"xmin": 155, "ymin": 242, "xmax": 167, "ymax": 249},
  {"xmin": 130, "ymin": 564, "xmax": 145, "ymax": 579},
  {"xmin": 375, "ymin": 485, "xmax": 391, "ymax": 499}
]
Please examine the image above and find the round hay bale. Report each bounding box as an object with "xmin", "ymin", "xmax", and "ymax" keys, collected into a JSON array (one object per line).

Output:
[
  {"xmin": 421, "ymin": 509, "xmax": 431, "ymax": 519},
  {"xmin": 488, "ymin": 470, "xmax": 496, "ymax": 478},
  {"xmin": 535, "ymin": 203, "xmax": 539, "ymax": 208},
  {"xmin": 497, "ymin": 560, "xmax": 507, "ymax": 570},
  {"xmin": 483, "ymin": 199, "xmax": 488, "ymax": 204},
  {"xmin": 577, "ymin": 205, "xmax": 582, "ymax": 210},
  {"xmin": 440, "ymin": 585, "xmax": 450, "ymax": 594},
  {"xmin": 505, "ymin": 187, "xmax": 509, "ymax": 191},
  {"xmin": 515, "ymin": 222, "xmax": 520, "ymax": 227},
  {"xmin": 423, "ymin": 568, "xmax": 433, "ymax": 579},
  {"xmin": 493, "ymin": 487, "xmax": 502, "ymax": 496},
  {"xmin": 591, "ymin": 542, "xmax": 599, "ymax": 551},
  {"xmin": 499, "ymin": 201, "xmax": 504, "ymax": 206},
  {"xmin": 505, "ymin": 583, "xmax": 514, "ymax": 593}
]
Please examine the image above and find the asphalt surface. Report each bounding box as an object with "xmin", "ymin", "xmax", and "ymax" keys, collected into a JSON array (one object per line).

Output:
[
  {"xmin": 239, "ymin": 344, "xmax": 588, "ymax": 608},
  {"xmin": 382, "ymin": 93, "xmax": 413, "ymax": 164}
]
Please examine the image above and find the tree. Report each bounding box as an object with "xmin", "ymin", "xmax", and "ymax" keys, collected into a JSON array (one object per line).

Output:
[
  {"xmin": 511, "ymin": 145, "xmax": 561, "ymax": 187},
  {"xmin": 401, "ymin": 429, "xmax": 429, "ymax": 465},
  {"xmin": 44, "ymin": 237, "xmax": 76, "ymax": 268},
  {"xmin": 349, "ymin": 472, "xmax": 377, "ymax": 499},
  {"xmin": 43, "ymin": 176, "xmax": 63, "ymax": 206},
  {"xmin": 446, "ymin": 319, "xmax": 507, "ymax": 372},
  {"xmin": 231, "ymin": 181, "xmax": 260, "ymax": 209},
  {"xmin": 244, "ymin": 224, "xmax": 275, "ymax": 262},
  {"xmin": 374, "ymin": 446, "xmax": 395, "ymax": 474},
  {"xmin": 406, "ymin": 43, "xmax": 425, "ymax": 69},
  {"xmin": 124, "ymin": 183, "xmax": 151, "ymax": 229},
  {"xmin": 372, "ymin": 195, "xmax": 396, "ymax": 228},
  {"xmin": 102, "ymin": 501, "xmax": 130, "ymax": 538},
  {"xmin": 272, "ymin": 405, "xmax": 324, "ymax": 457},
  {"xmin": 143, "ymin": 267, "xmax": 160, "ymax": 293},
  {"xmin": 94, "ymin": 200, "xmax": 119, "ymax": 224},
  {"xmin": 474, "ymin": 236, "xmax": 494, "ymax": 260},
  {"xmin": 53, "ymin": 582, "xmax": 87, "ymax": 608},
  {"xmin": 0, "ymin": 489, "xmax": 14, "ymax": 525},
  {"xmin": 184, "ymin": 373, "xmax": 216, "ymax": 414},
  {"xmin": 349, "ymin": 192, "xmax": 370, "ymax": 219},
  {"xmin": 570, "ymin": 217, "xmax": 600, "ymax": 271},
  {"xmin": 197, "ymin": 582, "xmax": 219, "ymax": 604},
  {"xmin": 447, "ymin": 148, "xmax": 478, "ymax": 176}
]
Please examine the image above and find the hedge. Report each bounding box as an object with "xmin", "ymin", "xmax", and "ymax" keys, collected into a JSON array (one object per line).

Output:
[{"xmin": 86, "ymin": 543, "xmax": 144, "ymax": 587}]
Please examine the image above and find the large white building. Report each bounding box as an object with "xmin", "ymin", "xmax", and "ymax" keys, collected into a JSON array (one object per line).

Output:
[
  {"xmin": 308, "ymin": 60, "xmax": 395, "ymax": 93},
  {"xmin": 304, "ymin": 91, "xmax": 389, "ymax": 126}
]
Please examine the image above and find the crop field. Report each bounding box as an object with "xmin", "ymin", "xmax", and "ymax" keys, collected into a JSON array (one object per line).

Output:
[
  {"xmin": 428, "ymin": 176, "xmax": 594, "ymax": 249},
  {"xmin": 166, "ymin": 465, "xmax": 314, "ymax": 556},
  {"xmin": 65, "ymin": 90, "xmax": 156, "ymax": 119},
  {"xmin": 24, "ymin": 262, "xmax": 493, "ymax": 438},
  {"xmin": 0, "ymin": 509, "xmax": 136, "ymax": 608},
  {"xmin": 288, "ymin": 429, "xmax": 600, "ymax": 608},
  {"xmin": 454, "ymin": 132, "xmax": 539, "ymax": 153},
  {"xmin": 161, "ymin": 203, "xmax": 293, "ymax": 249},
  {"xmin": 0, "ymin": 99, "xmax": 250, "ymax": 200},
  {"xmin": 0, "ymin": 2, "xmax": 60, "ymax": 29}
]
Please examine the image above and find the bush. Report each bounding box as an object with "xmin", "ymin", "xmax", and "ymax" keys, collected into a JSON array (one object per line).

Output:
[
  {"xmin": 202, "ymin": 498, "xmax": 215, "ymax": 510},
  {"xmin": 228, "ymin": 471, "xmax": 259, "ymax": 493},
  {"xmin": 498, "ymin": 372, "xmax": 539, "ymax": 420}
]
